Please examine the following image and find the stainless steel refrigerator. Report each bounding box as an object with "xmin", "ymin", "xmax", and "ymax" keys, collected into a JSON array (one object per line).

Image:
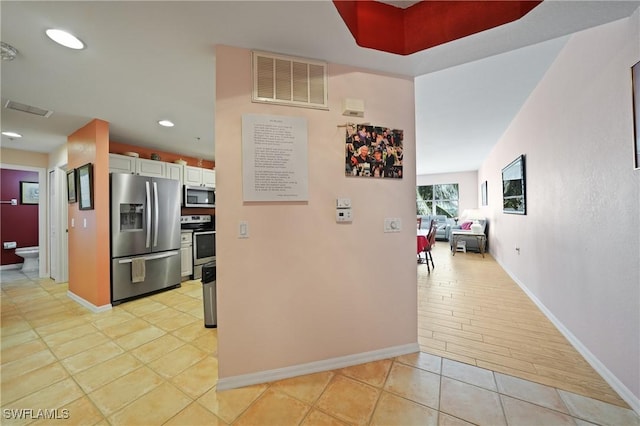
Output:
[{"xmin": 110, "ymin": 173, "xmax": 181, "ymax": 304}]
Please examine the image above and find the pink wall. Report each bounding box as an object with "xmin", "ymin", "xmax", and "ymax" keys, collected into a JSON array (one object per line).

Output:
[
  {"xmin": 480, "ymin": 12, "xmax": 640, "ymax": 408},
  {"xmin": 215, "ymin": 45, "xmax": 417, "ymax": 380},
  {"xmin": 0, "ymin": 169, "xmax": 39, "ymax": 265}
]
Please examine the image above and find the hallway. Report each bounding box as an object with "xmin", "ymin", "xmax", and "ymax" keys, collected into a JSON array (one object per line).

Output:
[{"xmin": 418, "ymin": 243, "xmax": 629, "ymax": 408}]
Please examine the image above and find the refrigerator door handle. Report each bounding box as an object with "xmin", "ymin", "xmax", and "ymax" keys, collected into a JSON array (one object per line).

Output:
[
  {"xmin": 117, "ymin": 251, "xmax": 179, "ymax": 264},
  {"xmin": 118, "ymin": 251, "xmax": 180, "ymax": 264},
  {"xmin": 145, "ymin": 181, "xmax": 151, "ymax": 248},
  {"xmin": 153, "ymin": 181, "xmax": 159, "ymax": 247}
]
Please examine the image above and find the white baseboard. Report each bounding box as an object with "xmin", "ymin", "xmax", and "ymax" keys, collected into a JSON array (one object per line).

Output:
[
  {"xmin": 494, "ymin": 255, "xmax": 640, "ymax": 415},
  {"xmin": 217, "ymin": 342, "xmax": 419, "ymax": 392},
  {"xmin": 0, "ymin": 264, "xmax": 22, "ymax": 271},
  {"xmin": 67, "ymin": 291, "xmax": 112, "ymax": 313}
]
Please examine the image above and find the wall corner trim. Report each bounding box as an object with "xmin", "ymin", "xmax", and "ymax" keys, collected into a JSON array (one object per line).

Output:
[
  {"xmin": 493, "ymin": 256, "xmax": 640, "ymax": 415},
  {"xmin": 217, "ymin": 342, "xmax": 419, "ymax": 392},
  {"xmin": 67, "ymin": 290, "xmax": 112, "ymax": 313}
]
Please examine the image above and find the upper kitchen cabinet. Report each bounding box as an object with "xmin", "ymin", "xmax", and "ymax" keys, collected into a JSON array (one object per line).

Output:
[
  {"xmin": 109, "ymin": 153, "xmax": 182, "ymax": 185},
  {"xmin": 136, "ymin": 158, "xmax": 165, "ymax": 178},
  {"xmin": 184, "ymin": 166, "xmax": 215, "ymax": 187},
  {"xmin": 109, "ymin": 153, "xmax": 136, "ymax": 174},
  {"xmin": 166, "ymin": 163, "xmax": 183, "ymax": 183}
]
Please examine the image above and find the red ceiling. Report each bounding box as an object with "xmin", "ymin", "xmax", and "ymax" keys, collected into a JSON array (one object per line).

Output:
[{"xmin": 332, "ymin": 1, "xmax": 543, "ymax": 56}]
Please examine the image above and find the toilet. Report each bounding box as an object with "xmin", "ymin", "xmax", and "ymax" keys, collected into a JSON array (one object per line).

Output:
[{"xmin": 15, "ymin": 246, "xmax": 39, "ymax": 272}]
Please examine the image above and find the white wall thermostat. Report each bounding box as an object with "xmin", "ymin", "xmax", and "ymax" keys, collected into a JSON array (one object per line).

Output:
[{"xmin": 336, "ymin": 197, "xmax": 352, "ymax": 223}]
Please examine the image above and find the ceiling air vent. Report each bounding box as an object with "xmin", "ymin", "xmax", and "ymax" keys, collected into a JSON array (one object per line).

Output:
[
  {"xmin": 252, "ymin": 51, "xmax": 328, "ymax": 110},
  {"xmin": 4, "ymin": 100, "xmax": 53, "ymax": 118}
]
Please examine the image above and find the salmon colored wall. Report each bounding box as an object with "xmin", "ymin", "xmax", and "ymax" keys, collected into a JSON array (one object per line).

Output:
[
  {"xmin": 216, "ymin": 45, "xmax": 417, "ymax": 379},
  {"xmin": 0, "ymin": 169, "xmax": 39, "ymax": 265},
  {"xmin": 110, "ymin": 141, "xmax": 215, "ymax": 169},
  {"xmin": 67, "ymin": 119, "xmax": 111, "ymax": 307}
]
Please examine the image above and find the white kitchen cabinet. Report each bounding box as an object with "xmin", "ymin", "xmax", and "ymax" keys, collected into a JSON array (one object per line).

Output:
[
  {"xmin": 136, "ymin": 158, "xmax": 165, "ymax": 178},
  {"xmin": 183, "ymin": 166, "xmax": 203, "ymax": 186},
  {"xmin": 184, "ymin": 165, "xmax": 215, "ymax": 187},
  {"xmin": 110, "ymin": 153, "xmax": 184, "ymax": 184},
  {"xmin": 165, "ymin": 163, "xmax": 183, "ymax": 185},
  {"xmin": 180, "ymin": 231, "xmax": 193, "ymax": 278},
  {"xmin": 202, "ymin": 169, "xmax": 216, "ymax": 186},
  {"xmin": 109, "ymin": 153, "xmax": 136, "ymax": 174}
]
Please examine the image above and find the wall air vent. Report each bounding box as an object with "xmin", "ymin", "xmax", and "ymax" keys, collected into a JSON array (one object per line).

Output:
[
  {"xmin": 4, "ymin": 100, "xmax": 53, "ymax": 117},
  {"xmin": 252, "ymin": 51, "xmax": 328, "ymax": 110}
]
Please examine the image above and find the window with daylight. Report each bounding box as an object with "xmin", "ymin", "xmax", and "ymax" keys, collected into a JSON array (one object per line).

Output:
[{"xmin": 416, "ymin": 184, "xmax": 459, "ymax": 217}]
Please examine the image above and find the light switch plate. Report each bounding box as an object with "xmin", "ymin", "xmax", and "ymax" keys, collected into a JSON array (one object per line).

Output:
[
  {"xmin": 384, "ymin": 218, "xmax": 402, "ymax": 233},
  {"xmin": 238, "ymin": 221, "xmax": 249, "ymax": 238}
]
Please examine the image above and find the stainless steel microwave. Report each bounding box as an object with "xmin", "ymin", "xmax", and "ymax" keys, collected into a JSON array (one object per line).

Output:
[{"xmin": 184, "ymin": 185, "xmax": 215, "ymax": 208}]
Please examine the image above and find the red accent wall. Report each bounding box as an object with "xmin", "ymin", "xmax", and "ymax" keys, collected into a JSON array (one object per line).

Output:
[
  {"xmin": 1, "ymin": 169, "xmax": 39, "ymax": 265},
  {"xmin": 332, "ymin": 0, "xmax": 543, "ymax": 55}
]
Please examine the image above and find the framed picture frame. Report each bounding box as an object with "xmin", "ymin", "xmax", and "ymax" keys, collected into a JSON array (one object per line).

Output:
[
  {"xmin": 67, "ymin": 169, "xmax": 77, "ymax": 204},
  {"xmin": 632, "ymin": 61, "xmax": 639, "ymax": 169},
  {"xmin": 20, "ymin": 181, "xmax": 39, "ymax": 205},
  {"xmin": 77, "ymin": 163, "xmax": 94, "ymax": 210},
  {"xmin": 502, "ymin": 155, "xmax": 526, "ymax": 215},
  {"xmin": 481, "ymin": 180, "xmax": 488, "ymax": 206},
  {"xmin": 344, "ymin": 124, "xmax": 404, "ymax": 179}
]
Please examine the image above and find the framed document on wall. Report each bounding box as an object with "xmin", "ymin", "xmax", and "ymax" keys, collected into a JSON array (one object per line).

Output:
[{"xmin": 77, "ymin": 163, "xmax": 94, "ymax": 210}]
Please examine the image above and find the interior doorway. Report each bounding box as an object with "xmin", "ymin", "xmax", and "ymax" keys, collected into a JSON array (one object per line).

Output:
[{"xmin": 48, "ymin": 166, "xmax": 68, "ymax": 283}]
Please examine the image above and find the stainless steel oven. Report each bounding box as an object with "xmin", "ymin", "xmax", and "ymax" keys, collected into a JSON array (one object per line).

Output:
[
  {"xmin": 193, "ymin": 230, "xmax": 215, "ymax": 279},
  {"xmin": 180, "ymin": 215, "xmax": 215, "ymax": 279}
]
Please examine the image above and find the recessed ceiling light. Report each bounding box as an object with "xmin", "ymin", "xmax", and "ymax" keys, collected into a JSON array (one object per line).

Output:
[
  {"xmin": 2, "ymin": 131, "xmax": 22, "ymax": 138},
  {"xmin": 158, "ymin": 120, "xmax": 174, "ymax": 127},
  {"xmin": 46, "ymin": 29, "xmax": 84, "ymax": 50}
]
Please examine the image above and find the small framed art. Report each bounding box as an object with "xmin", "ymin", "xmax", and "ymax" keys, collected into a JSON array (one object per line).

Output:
[
  {"xmin": 67, "ymin": 169, "xmax": 77, "ymax": 203},
  {"xmin": 20, "ymin": 181, "xmax": 39, "ymax": 205}
]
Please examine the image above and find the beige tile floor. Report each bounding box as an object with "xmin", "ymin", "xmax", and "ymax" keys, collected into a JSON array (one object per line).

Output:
[{"xmin": 2, "ymin": 265, "xmax": 639, "ymax": 425}]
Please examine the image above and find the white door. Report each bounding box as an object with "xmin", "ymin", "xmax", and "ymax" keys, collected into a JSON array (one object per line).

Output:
[
  {"xmin": 48, "ymin": 167, "xmax": 69, "ymax": 283},
  {"xmin": 60, "ymin": 168, "xmax": 68, "ymax": 282},
  {"xmin": 49, "ymin": 170, "xmax": 58, "ymax": 280},
  {"xmin": 48, "ymin": 169, "xmax": 59, "ymax": 281}
]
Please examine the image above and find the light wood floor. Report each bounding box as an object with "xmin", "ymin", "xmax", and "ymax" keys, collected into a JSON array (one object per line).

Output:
[{"xmin": 418, "ymin": 242, "xmax": 629, "ymax": 408}]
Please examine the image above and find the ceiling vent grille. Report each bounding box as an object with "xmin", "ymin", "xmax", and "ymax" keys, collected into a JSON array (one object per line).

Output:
[
  {"xmin": 252, "ymin": 51, "xmax": 328, "ymax": 110},
  {"xmin": 4, "ymin": 100, "xmax": 53, "ymax": 117}
]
